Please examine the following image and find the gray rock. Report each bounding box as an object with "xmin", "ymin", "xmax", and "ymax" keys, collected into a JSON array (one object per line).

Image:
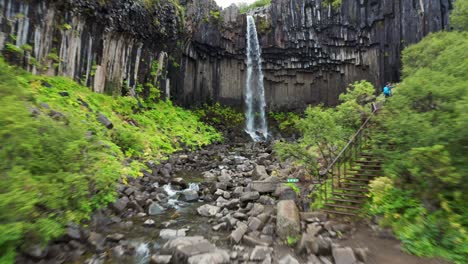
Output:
[
  {"xmin": 279, "ymin": 254, "xmax": 300, "ymax": 264},
  {"xmin": 250, "ymin": 246, "xmax": 273, "ymax": 261},
  {"xmin": 203, "ymin": 171, "xmax": 217, "ymax": 182},
  {"xmin": 22, "ymin": 244, "xmax": 48, "ymax": 259},
  {"xmin": 181, "ymin": 189, "xmax": 199, "ymax": 202},
  {"xmin": 112, "ymin": 245, "xmax": 125, "ymax": 257},
  {"xmin": 252, "ymin": 165, "xmax": 269, "ymax": 180},
  {"xmin": 112, "ymin": 196, "xmax": 129, "ymax": 213},
  {"xmin": 233, "ymin": 212, "xmax": 248, "ymax": 220},
  {"xmin": 143, "ymin": 219, "xmax": 156, "ymax": 226},
  {"xmin": 97, "ymin": 113, "xmax": 113, "ymax": 129},
  {"xmin": 301, "ymin": 211, "xmax": 328, "ymax": 222},
  {"xmin": 148, "ymin": 202, "xmax": 165, "ymax": 215},
  {"xmin": 261, "ymin": 224, "xmax": 275, "ymax": 235},
  {"xmin": 66, "ymin": 225, "xmax": 81, "ymax": 240},
  {"xmin": 150, "ymin": 255, "xmax": 172, "ymax": 264},
  {"xmin": 197, "ymin": 204, "xmax": 221, "ymax": 217},
  {"xmin": 171, "ymin": 177, "xmax": 187, "ymax": 188},
  {"xmin": 240, "ymin": 191, "xmax": 260, "ymax": 202},
  {"xmin": 218, "ymin": 171, "xmax": 232, "ymax": 182},
  {"xmin": 174, "ymin": 241, "xmax": 216, "ymax": 262},
  {"xmin": 88, "ymin": 232, "xmax": 105, "ymax": 251},
  {"xmin": 274, "ymin": 184, "xmax": 297, "ymax": 200},
  {"xmin": 307, "ymin": 255, "xmax": 322, "ymax": 264},
  {"xmin": 159, "ymin": 229, "xmax": 186, "ymax": 239},
  {"xmin": 353, "ymin": 247, "xmax": 370, "ymax": 262},
  {"xmin": 258, "ymin": 195, "xmax": 276, "ymax": 205},
  {"xmin": 247, "ymin": 203, "xmax": 265, "ymax": 216},
  {"xmin": 248, "ymin": 217, "xmax": 263, "ymax": 231},
  {"xmin": 106, "ymin": 233, "xmax": 124, "ymax": 242},
  {"xmin": 187, "ymin": 249, "xmax": 230, "ymax": 264},
  {"xmin": 332, "ymin": 247, "xmax": 357, "ymax": 264},
  {"xmin": 276, "ymin": 200, "xmax": 301, "ymax": 239},
  {"xmin": 215, "ymin": 182, "xmax": 228, "ymax": 190},
  {"xmin": 242, "ymin": 235, "xmax": 272, "ymax": 247},
  {"xmin": 212, "ymin": 222, "xmax": 227, "ymax": 231},
  {"xmin": 306, "ymin": 222, "xmax": 323, "ymax": 237},
  {"xmin": 249, "ymin": 176, "xmax": 279, "ymax": 193},
  {"xmin": 229, "ymin": 223, "xmax": 248, "ymax": 243},
  {"xmin": 233, "ymin": 186, "xmax": 244, "ymax": 197},
  {"xmin": 319, "ymin": 256, "xmax": 334, "ymax": 264}
]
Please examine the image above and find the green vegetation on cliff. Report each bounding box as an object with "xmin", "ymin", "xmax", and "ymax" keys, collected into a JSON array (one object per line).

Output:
[{"xmin": 0, "ymin": 59, "xmax": 220, "ymax": 263}]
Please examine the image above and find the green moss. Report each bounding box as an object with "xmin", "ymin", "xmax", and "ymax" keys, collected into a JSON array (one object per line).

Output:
[
  {"xmin": 286, "ymin": 236, "xmax": 300, "ymax": 246},
  {"xmin": 4, "ymin": 43, "xmax": 23, "ymax": 55},
  {"xmin": 322, "ymin": 0, "xmax": 342, "ymax": 10}
]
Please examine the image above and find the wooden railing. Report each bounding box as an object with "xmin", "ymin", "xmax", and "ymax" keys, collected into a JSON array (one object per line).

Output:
[{"xmin": 313, "ymin": 102, "xmax": 381, "ymax": 205}]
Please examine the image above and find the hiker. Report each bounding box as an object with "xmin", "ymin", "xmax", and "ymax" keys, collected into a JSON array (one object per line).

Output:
[{"xmin": 383, "ymin": 82, "xmax": 392, "ymax": 98}]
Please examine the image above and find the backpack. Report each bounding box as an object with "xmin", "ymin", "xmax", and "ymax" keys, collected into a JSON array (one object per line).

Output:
[{"xmin": 383, "ymin": 86, "xmax": 390, "ymax": 95}]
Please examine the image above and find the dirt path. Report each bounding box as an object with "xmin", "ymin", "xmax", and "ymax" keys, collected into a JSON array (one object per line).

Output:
[{"xmin": 337, "ymin": 224, "xmax": 451, "ymax": 264}]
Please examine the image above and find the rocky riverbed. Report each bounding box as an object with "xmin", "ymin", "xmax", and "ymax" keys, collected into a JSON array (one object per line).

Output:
[{"xmin": 18, "ymin": 141, "xmax": 371, "ymax": 264}]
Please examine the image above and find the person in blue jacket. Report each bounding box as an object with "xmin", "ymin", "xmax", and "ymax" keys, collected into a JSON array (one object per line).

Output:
[{"xmin": 383, "ymin": 82, "xmax": 392, "ymax": 97}]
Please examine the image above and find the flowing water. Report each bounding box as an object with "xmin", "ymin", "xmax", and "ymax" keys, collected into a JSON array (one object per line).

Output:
[{"xmin": 245, "ymin": 15, "xmax": 268, "ymax": 141}]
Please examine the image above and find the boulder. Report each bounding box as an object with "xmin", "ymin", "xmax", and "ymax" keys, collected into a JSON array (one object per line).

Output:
[
  {"xmin": 22, "ymin": 244, "xmax": 48, "ymax": 259},
  {"xmin": 187, "ymin": 249, "xmax": 230, "ymax": 264},
  {"xmin": 171, "ymin": 177, "xmax": 187, "ymax": 189},
  {"xmin": 162, "ymin": 236, "xmax": 216, "ymax": 263},
  {"xmin": 180, "ymin": 189, "xmax": 199, "ymax": 202},
  {"xmin": 240, "ymin": 191, "xmax": 260, "ymax": 202},
  {"xmin": 203, "ymin": 171, "xmax": 217, "ymax": 182},
  {"xmin": 159, "ymin": 229, "xmax": 187, "ymax": 239},
  {"xmin": 97, "ymin": 113, "xmax": 113, "ymax": 129},
  {"xmin": 252, "ymin": 165, "xmax": 269, "ymax": 180},
  {"xmin": 229, "ymin": 223, "xmax": 248, "ymax": 243},
  {"xmin": 250, "ymin": 246, "xmax": 273, "ymax": 261},
  {"xmin": 197, "ymin": 204, "xmax": 221, "ymax": 217},
  {"xmin": 247, "ymin": 203, "xmax": 265, "ymax": 216},
  {"xmin": 248, "ymin": 178, "xmax": 278, "ymax": 193},
  {"xmin": 88, "ymin": 232, "xmax": 105, "ymax": 252},
  {"xmin": 242, "ymin": 235, "xmax": 272, "ymax": 247},
  {"xmin": 150, "ymin": 255, "xmax": 172, "ymax": 264},
  {"xmin": 332, "ymin": 247, "xmax": 357, "ymax": 264},
  {"xmin": 148, "ymin": 202, "xmax": 165, "ymax": 215},
  {"xmin": 112, "ymin": 196, "xmax": 129, "ymax": 213},
  {"xmin": 276, "ymin": 200, "xmax": 301, "ymax": 239},
  {"xmin": 248, "ymin": 217, "xmax": 263, "ymax": 231},
  {"xmin": 278, "ymin": 254, "xmax": 300, "ymax": 264},
  {"xmin": 353, "ymin": 247, "xmax": 370, "ymax": 262}
]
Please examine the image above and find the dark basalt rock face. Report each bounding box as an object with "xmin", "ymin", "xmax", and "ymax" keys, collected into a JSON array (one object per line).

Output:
[
  {"xmin": 0, "ymin": 0, "xmax": 452, "ymax": 110},
  {"xmin": 0, "ymin": 0, "xmax": 183, "ymax": 96},
  {"xmin": 174, "ymin": 0, "xmax": 452, "ymax": 109}
]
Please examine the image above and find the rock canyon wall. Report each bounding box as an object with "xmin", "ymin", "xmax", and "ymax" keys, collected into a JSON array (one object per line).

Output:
[
  {"xmin": 0, "ymin": 0, "xmax": 453, "ymax": 109},
  {"xmin": 177, "ymin": 0, "xmax": 452, "ymax": 109}
]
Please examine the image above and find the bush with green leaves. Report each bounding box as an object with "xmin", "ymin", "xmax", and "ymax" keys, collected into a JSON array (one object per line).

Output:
[
  {"xmin": 274, "ymin": 80, "xmax": 375, "ymax": 176},
  {"xmin": 367, "ymin": 6, "xmax": 468, "ymax": 261},
  {"xmin": 194, "ymin": 102, "xmax": 244, "ymax": 131},
  {"xmin": 0, "ymin": 58, "xmax": 221, "ymax": 263}
]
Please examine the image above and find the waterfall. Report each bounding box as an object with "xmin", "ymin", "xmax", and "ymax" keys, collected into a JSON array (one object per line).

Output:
[{"xmin": 245, "ymin": 15, "xmax": 268, "ymax": 142}]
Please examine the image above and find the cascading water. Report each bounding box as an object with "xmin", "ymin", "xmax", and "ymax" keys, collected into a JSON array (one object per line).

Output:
[{"xmin": 245, "ymin": 15, "xmax": 268, "ymax": 141}]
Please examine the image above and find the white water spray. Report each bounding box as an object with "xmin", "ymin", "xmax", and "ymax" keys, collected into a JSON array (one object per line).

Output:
[{"xmin": 245, "ymin": 15, "xmax": 268, "ymax": 141}]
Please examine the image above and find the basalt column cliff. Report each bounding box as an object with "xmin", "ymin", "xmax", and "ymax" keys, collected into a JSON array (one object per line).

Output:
[
  {"xmin": 176, "ymin": 0, "xmax": 452, "ymax": 109},
  {"xmin": 0, "ymin": 0, "xmax": 452, "ymax": 109}
]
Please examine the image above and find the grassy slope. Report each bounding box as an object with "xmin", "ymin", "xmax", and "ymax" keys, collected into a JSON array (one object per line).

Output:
[{"xmin": 0, "ymin": 59, "xmax": 221, "ymax": 263}]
